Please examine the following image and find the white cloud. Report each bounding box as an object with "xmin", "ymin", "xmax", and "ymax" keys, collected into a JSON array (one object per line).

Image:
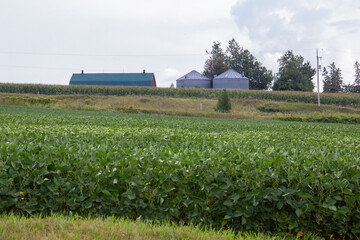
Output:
[{"xmin": 163, "ymin": 68, "xmax": 180, "ymax": 78}]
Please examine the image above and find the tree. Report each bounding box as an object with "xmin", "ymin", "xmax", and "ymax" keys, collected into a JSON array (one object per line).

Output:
[
  {"xmin": 215, "ymin": 89, "xmax": 231, "ymax": 113},
  {"xmin": 203, "ymin": 42, "xmax": 228, "ymax": 79},
  {"xmin": 273, "ymin": 51, "xmax": 315, "ymax": 91},
  {"xmin": 344, "ymin": 61, "xmax": 360, "ymax": 93},
  {"xmin": 322, "ymin": 62, "xmax": 343, "ymax": 93},
  {"xmin": 169, "ymin": 83, "xmax": 174, "ymax": 88},
  {"xmin": 353, "ymin": 61, "xmax": 360, "ymax": 93},
  {"xmin": 225, "ymin": 39, "xmax": 273, "ymax": 90},
  {"xmin": 354, "ymin": 61, "xmax": 360, "ymax": 86}
]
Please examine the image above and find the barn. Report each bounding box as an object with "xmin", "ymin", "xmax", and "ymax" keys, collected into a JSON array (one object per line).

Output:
[
  {"xmin": 69, "ymin": 70, "xmax": 156, "ymax": 87},
  {"xmin": 213, "ymin": 69, "xmax": 249, "ymax": 90},
  {"xmin": 176, "ymin": 70, "xmax": 212, "ymax": 88}
]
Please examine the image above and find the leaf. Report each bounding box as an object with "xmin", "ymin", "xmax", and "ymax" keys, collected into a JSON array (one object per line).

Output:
[
  {"xmin": 223, "ymin": 199, "xmax": 233, "ymax": 207},
  {"xmin": 233, "ymin": 210, "xmax": 243, "ymax": 217},
  {"xmin": 102, "ymin": 190, "xmax": 112, "ymax": 196},
  {"xmin": 322, "ymin": 199, "xmax": 337, "ymax": 211}
]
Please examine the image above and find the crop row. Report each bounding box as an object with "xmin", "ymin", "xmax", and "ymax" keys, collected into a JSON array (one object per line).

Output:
[
  {"xmin": 278, "ymin": 113, "xmax": 360, "ymax": 124},
  {"xmin": 0, "ymin": 106, "xmax": 360, "ymax": 238},
  {"xmin": 0, "ymin": 83, "xmax": 360, "ymax": 106}
]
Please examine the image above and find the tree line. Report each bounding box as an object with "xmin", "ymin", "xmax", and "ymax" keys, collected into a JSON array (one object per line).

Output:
[{"xmin": 203, "ymin": 39, "xmax": 360, "ymax": 93}]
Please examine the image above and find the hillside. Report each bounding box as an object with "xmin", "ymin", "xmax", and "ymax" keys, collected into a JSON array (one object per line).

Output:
[
  {"xmin": 0, "ymin": 83, "xmax": 360, "ymax": 106},
  {"xmin": 0, "ymin": 92, "xmax": 359, "ymax": 122}
]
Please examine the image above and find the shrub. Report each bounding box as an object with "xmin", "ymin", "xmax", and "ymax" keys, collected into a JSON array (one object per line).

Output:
[
  {"xmin": 257, "ymin": 104, "xmax": 281, "ymax": 113},
  {"xmin": 278, "ymin": 113, "xmax": 360, "ymax": 124},
  {"xmin": 215, "ymin": 89, "xmax": 231, "ymax": 113}
]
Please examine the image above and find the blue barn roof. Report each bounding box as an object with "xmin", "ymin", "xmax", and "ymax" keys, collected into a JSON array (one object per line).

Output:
[{"xmin": 69, "ymin": 72, "xmax": 156, "ymax": 87}]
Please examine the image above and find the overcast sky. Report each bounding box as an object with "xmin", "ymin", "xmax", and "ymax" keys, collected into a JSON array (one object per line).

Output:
[{"xmin": 1, "ymin": 0, "xmax": 360, "ymax": 89}]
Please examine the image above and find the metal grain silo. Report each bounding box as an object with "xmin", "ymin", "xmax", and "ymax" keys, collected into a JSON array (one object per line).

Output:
[
  {"xmin": 213, "ymin": 69, "xmax": 249, "ymax": 90},
  {"xmin": 176, "ymin": 70, "xmax": 212, "ymax": 88}
]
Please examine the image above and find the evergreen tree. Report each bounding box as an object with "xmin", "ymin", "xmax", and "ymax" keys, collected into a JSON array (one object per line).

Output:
[
  {"xmin": 203, "ymin": 42, "xmax": 228, "ymax": 79},
  {"xmin": 354, "ymin": 61, "xmax": 360, "ymax": 93},
  {"xmin": 215, "ymin": 89, "xmax": 231, "ymax": 113},
  {"xmin": 354, "ymin": 61, "xmax": 360, "ymax": 86},
  {"xmin": 322, "ymin": 62, "xmax": 343, "ymax": 93},
  {"xmin": 273, "ymin": 51, "xmax": 315, "ymax": 91},
  {"xmin": 226, "ymin": 38, "xmax": 273, "ymax": 90}
]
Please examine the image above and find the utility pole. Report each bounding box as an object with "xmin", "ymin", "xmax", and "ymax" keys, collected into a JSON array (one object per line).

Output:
[{"xmin": 316, "ymin": 48, "xmax": 321, "ymax": 106}]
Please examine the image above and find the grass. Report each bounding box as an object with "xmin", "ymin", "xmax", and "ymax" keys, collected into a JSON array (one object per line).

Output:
[
  {"xmin": 0, "ymin": 93, "xmax": 359, "ymax": 121},
  {"xmin": 0, "ymin": 214, "xmax": 322, "ymax": 240}
]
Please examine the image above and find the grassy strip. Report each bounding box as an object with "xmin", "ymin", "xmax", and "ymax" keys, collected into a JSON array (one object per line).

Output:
[
  {"xmin": 0, "ymin": 83, "xmax": 359, "ymax": 106},
  {"xmin": 0, "ymin": 214, "xmax": 315, "ymax": 240},
  {"xmin": 1, "ymin": 93, "xmax": 359, "ymax": 122}
]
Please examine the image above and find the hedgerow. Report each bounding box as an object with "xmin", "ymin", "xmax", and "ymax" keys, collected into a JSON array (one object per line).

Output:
[
  {"xmin": 277, "ymin": 113, "xmax": 360, "ymax": 124},
  {"xmin": 0, "ymin": 83, "xmax": 359, "ymax": 106},
  {"xmin": 0, "ymin": 106, "xmax": 360, "ymax": 238},
  {"xmin": 0, "ymin": 96, "xmax": 59, "ymax": 105}
]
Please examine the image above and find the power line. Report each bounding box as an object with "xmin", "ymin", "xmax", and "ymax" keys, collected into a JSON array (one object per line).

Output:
[
  {"xmin": 0, "ymin": 64, "xmax": 80, "ymax": 71},
  {"xmin": 0, "ymin": 51, "xmax": 205, "ymax": 57}
]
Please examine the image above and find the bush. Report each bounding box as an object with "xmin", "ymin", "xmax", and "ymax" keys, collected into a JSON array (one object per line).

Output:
[
  {"xmin": 215, "ymin": 89, "xmax": 231, "ymax": 113},
  {"xmin": 257, "ymin": 104, "xmax": 281, "ymax": 113},
  {"xmin": 278, "ymin": 113, "xmax": 360, "ymax": 124}
]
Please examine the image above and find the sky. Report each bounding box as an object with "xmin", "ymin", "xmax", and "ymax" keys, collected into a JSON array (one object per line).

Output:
[{"xmin": 1, "ymin": 0, "xmax": 360, "ymax": 90}]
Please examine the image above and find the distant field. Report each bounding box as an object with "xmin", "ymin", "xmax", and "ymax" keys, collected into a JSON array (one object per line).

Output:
[
  {"xmin": 0, "ymin": 83, "xmax": 360, "ymax": 106},
  {"xmin": 1, "ymin": 105, "xmax": 359, "ymax": 238},
  {"xmin": 1, "ymin": 92, "xmax": 360, "ymax": 122}
]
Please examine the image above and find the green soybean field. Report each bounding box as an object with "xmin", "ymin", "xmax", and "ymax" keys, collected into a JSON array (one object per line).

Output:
[{"xmin": 0, "ymin": 105, "xmax": 359, "ymax": 238}]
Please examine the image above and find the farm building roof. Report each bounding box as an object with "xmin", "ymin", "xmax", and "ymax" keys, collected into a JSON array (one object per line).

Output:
[
  {"xmin": 214, "ymin": 69, "xmax": 248, "ymax": 79},
  {"xmin": 69, "ymin": 72, "xmax": 156, "ymax": 87},
  {"xmin": 177, "ymin": 70, "xmax": 211, "ymax": 80}
]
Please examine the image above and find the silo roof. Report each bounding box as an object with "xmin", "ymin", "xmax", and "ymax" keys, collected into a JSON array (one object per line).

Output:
[
  {"xmin": 177, "ymin": 70, "xmax": 210, "ymax": 80},
  {"xmin": 214, "ymin": 69, "xmax": 247, "ymax": 79}
]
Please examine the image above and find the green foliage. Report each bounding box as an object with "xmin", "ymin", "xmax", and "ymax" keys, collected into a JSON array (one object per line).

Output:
[
  {"xmin": 354, "ymin": 61, "xmax": 360, "ymax": 86},
  {"xmin": 215, "ymin": 89, "xmax": 231, "ymax": 112},
  {"xmin": 273, "ymin": 51, "xmax": 315, "ymax": 92},
  {"xmin": 203, "ymin": 39, "xmax": 273, "ymax": 90},
  {"xmin": 0, "ymin": 83, "xmax": 360, "ymax": 106},
  {"xmin": 1, "ymin": 106, "xmax": 360, "ymax": 238},
  {"xmin": 323, "ymin": 62, "xmax": 343, "ymax": 93},
  {"xmin": 277, "ymin": 113, "xmax": 360, "ymax": 124},
  {"xmin": 226, "ymin": 39, "xmax": 273, "ymax": 90},
  {"xmin": 257, "ymin": 104, "xmax": 281, "ymax": 113},
  {"xmin": 0, "ymin": 96, "xmax": 59, "ymax": 105},
  {"xmin": 345, "ymin": 62, "xmax": 360, "ymax": 93},
  {"xmin": 203, "ymin": 42, "xmax": 229, "ymax": 79}
]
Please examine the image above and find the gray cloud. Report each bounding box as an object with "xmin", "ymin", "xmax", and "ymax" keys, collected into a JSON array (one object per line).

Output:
[
  {"xmin": 231, "ymin": 1, "xmax": 328, "ymax": 51},
  {"xmin": 230, "ymin": 0, "xmax": 360, "ymax": 85}
]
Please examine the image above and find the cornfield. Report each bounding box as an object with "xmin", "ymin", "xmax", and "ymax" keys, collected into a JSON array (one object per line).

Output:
[{"xmin": 0, "ymin": 83, "xmax": 359, "ymax": 106}]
